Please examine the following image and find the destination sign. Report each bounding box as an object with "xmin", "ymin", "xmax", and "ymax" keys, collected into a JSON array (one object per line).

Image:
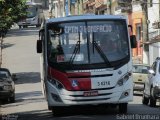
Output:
[{"xmin": 64, "ymin": 25, "xmax": 112, "ymax": 33}]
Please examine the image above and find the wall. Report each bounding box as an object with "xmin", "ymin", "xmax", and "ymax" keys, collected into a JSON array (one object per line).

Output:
[
  {"xmin": 130, "ymin": 3, "xmax": 143, "ymax": 63},
  {"xmin": 132, "ymin": 11, "xmax": 143, "ymax": 59},
  {"xmin": 148, "ymin": 0, "xmax": 160, "ymax": 65},
  {"xmin": 28, "ymin": 0, "xmax": 49, "ymax": 8}
]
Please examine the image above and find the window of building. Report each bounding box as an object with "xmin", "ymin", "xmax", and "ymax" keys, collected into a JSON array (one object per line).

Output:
[{"xmin": 136, "ymin": 24, "xmax": 141, "ymax": 41}]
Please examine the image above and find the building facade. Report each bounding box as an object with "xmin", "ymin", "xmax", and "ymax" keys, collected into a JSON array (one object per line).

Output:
[
  {"xmin": 28, "ymin": 0, "xmax": 49, "ymax": 8},
  {"xmin": 148, "ymin": 0, "xmax": 160, "ymax": 65},
  {"xmin": 83, "ymin": 0, "xmax": 115, "ymax": 15},
  {"xmin": 131, "ymin": 2, "xmax": 143, "ymax": 64},
  {"xmin": 49, "ymin": 0, "xmax": 64, "ymax": 18}
]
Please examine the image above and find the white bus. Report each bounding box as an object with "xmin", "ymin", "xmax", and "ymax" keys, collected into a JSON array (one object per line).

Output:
[
  {"xmin": 36, "ymin": 15, "xmax": 137, "ymax": 116},
  {"xmin": 18, "ymin": 2, "xmax": 45, "ymax": 28}
]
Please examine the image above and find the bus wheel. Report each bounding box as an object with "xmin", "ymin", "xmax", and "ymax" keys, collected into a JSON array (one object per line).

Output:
[
  {"xmin": 118, "ymin": 103, "xmax": 127, "ymax": 114},
  {"xmin": 23, "ymin": 25, "xmax": 27, "ymax": 28},
  {"xmin": 19, "ymin": 25, "xmax": 22, "ymax": 29},
  {"xmin": 149, "ymin": 88, "xmax": 156, "ymax": 107},
  {"xmin": 52, "ymin": 107, "xmax": 65, "ymax": 117},
  {"xmin": 142, "ymin": 94, "xmax": 149, "ymax": 105},
  {"xmin": 9, "ymin": 93, "xmax": 15, "ymax": 103},
  {"xmin": 150, "ymin": 97, "xmax": 156, "ymax": 107}
]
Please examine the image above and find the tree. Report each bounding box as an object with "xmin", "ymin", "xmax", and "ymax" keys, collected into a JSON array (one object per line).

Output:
[{"xmin": 0, "ymin": 0, "xmax": 27, "ymax": 37}]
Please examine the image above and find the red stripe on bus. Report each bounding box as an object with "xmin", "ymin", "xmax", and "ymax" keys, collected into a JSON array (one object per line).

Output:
[
  {"xmin": 48, "ymin": 67, "xmax": 72, "ymax": 90},
  {"xmin": 69, "ymin": 78, "xmax": 91, "ymax": 90},
  {"xmin": 48, "ymin": 67, "xmax": 91, "ymax": 91},
  {"xmin": 67, "ymin": 72, "xmax": 91, "ymax": 78}
]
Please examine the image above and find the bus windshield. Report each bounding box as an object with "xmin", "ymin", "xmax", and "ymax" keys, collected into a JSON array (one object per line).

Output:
[
  {"xmin": 47, "ymin": 20, "xmax": 129, "ymax": 70},
  {"xmin": 27, "ymin": 5, "xmax": 37, "ymax": 18}
]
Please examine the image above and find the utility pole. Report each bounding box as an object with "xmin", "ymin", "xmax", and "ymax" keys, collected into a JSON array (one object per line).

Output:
[
  {"xmin": 68, "ymin": 0, "xmax": 71, "ymax": 15},
  {"xmin": 109, "ymin": 0, "xmax": 112, "ymax": 14},
  {"xmin": 81, "ymin": 0, "xmax": 84, "ymax": 14},
  {"xmin": 159, "ymin": 0, "xmax": 160, "ymax": 41},
  {"xmin": 75, "ymin": 0, "xmax": 79, "ymax": 15},
  {"xmin": 65, "ymin": 0, "xmax": 69, "ymax": 16},
  {"xmin": 106, "ymin": 0, "xmax": 113, "ymax": 14},
  {"xmin": 141, "ymin": 0, "xmax": 149, "ymax": 64},
  {"xmin": 78, "ymin": 0, "xmax": 80, "ymax": 15}
]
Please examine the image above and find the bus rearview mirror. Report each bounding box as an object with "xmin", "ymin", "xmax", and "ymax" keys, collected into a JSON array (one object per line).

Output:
[
  {"xmin": 130, "ymin": 35, "xmax": 137, "ymax": 48},
  {"xmin": 37, "ymin": 40, "xmax": 42, "ymax": 53}
]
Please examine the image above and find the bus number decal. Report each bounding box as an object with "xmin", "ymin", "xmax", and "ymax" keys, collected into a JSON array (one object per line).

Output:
[{"xmin": 97, "ymin": 81, "xmax": 110, "ymax": 87}]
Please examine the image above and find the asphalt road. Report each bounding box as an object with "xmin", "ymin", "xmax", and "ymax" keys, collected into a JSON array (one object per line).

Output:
[{"xmin": 0, "ymin": 26, "xmax": 160, "ymax": 120}]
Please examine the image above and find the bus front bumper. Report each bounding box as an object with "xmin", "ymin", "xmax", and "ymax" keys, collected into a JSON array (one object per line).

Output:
[{"xmin": 46, "ymin": 81, "xmax": 133, "ymax": 107}]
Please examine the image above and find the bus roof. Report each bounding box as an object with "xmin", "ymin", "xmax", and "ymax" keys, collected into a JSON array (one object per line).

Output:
[
  {"xmin": 26, "ymin": 2, "xmax": 42, "ymax": 6},
  {"xmin": 46, "ymin": 15, "xmax": 127, "ymax": 24}
]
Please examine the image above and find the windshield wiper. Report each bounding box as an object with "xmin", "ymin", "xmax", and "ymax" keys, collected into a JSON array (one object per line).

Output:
[
  {"xmin": 93, "ymin": 41, "xmax": 112, "ymax": 67},
  {"xmin": 69, "ymin": 39, "xmax": 81, "ymax": 64}
]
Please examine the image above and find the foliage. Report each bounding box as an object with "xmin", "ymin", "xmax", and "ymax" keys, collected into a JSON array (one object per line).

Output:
[{"xmin": 0, "ymin": 0, "xmax": 27, "ymax": 36}]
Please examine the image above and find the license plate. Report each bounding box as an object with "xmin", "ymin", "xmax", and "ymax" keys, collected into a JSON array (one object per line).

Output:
[
  {"xmin": 83, "ymin": 91, "xmax": 98, "ymax": 97},
  {"xmin": 138, "ymin": 79, "xmax": 142, "ymax": 81}
]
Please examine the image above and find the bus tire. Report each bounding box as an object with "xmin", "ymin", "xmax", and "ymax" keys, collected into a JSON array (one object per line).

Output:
[
  {"xmin": 52, "ymin": 107, "xmax": 64, "ymax": 117},
  {"xmin": 23, "ymin": 25, "xmax": 27, "ymax": 28},
  {"xmin": 119, "ymin": 103, "xmax": 127, "ymax": 114},
  {"xmin": 19, "ymin": 25, "xmax": 22, "ymax": 29},
  {"xmin": 149, "ymin": 87, "xmax": 156, "ymax": 107},
  {"xmin": 142, "ymin": 94, "xmax": 149, "ymax": 105},
  {"xmin": 48, "ymin": 106, "xmax": 52, "ymax": 110},
  {"xmin": 150, "ymin": 97, "xmax": 156, "ymax": 107},
  {"xmin": 9, "ymin": 93, "xmax": 15, "ymax": 103}
]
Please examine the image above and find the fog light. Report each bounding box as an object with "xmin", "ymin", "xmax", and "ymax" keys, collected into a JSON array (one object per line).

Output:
[
  {"xmin": 124, "ymin": 92, "xmax": 129, "ymax": 96},
  {"xmin": 51, "ymin": 93, "xmax": 62, "ymax": 102},
  {"xmin": 119, "ymin": 89, "xmax": 130, "ymax": 100}
]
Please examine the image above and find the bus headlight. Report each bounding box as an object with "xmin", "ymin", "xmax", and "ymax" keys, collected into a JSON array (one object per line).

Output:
[
  {"xmin": 32, "ymin": 17, "xmax": 36, "ymax": 21},
  {"xmin": 3, "ymin": 85, "xmax": 12, "ymax": 90},
  {"xmin": 117, "ymin": 72, "xmax": 132, "ymax": 86},
  {"xmin": 48, "ymin": 79, "xmax": 64, "ymax": 90}
]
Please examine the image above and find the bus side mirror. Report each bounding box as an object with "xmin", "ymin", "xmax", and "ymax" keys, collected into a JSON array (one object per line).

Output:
[
  {"xmin": 37, "ymin": 40, "xmax": 42, "ymax": 53},
  {"xmin": 37, "ymin": 29, "xmax": 44, "ymax": 53},
  {"xmin": 130, "ymin": 35, "xmax": 137, "ymax": 48}
]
